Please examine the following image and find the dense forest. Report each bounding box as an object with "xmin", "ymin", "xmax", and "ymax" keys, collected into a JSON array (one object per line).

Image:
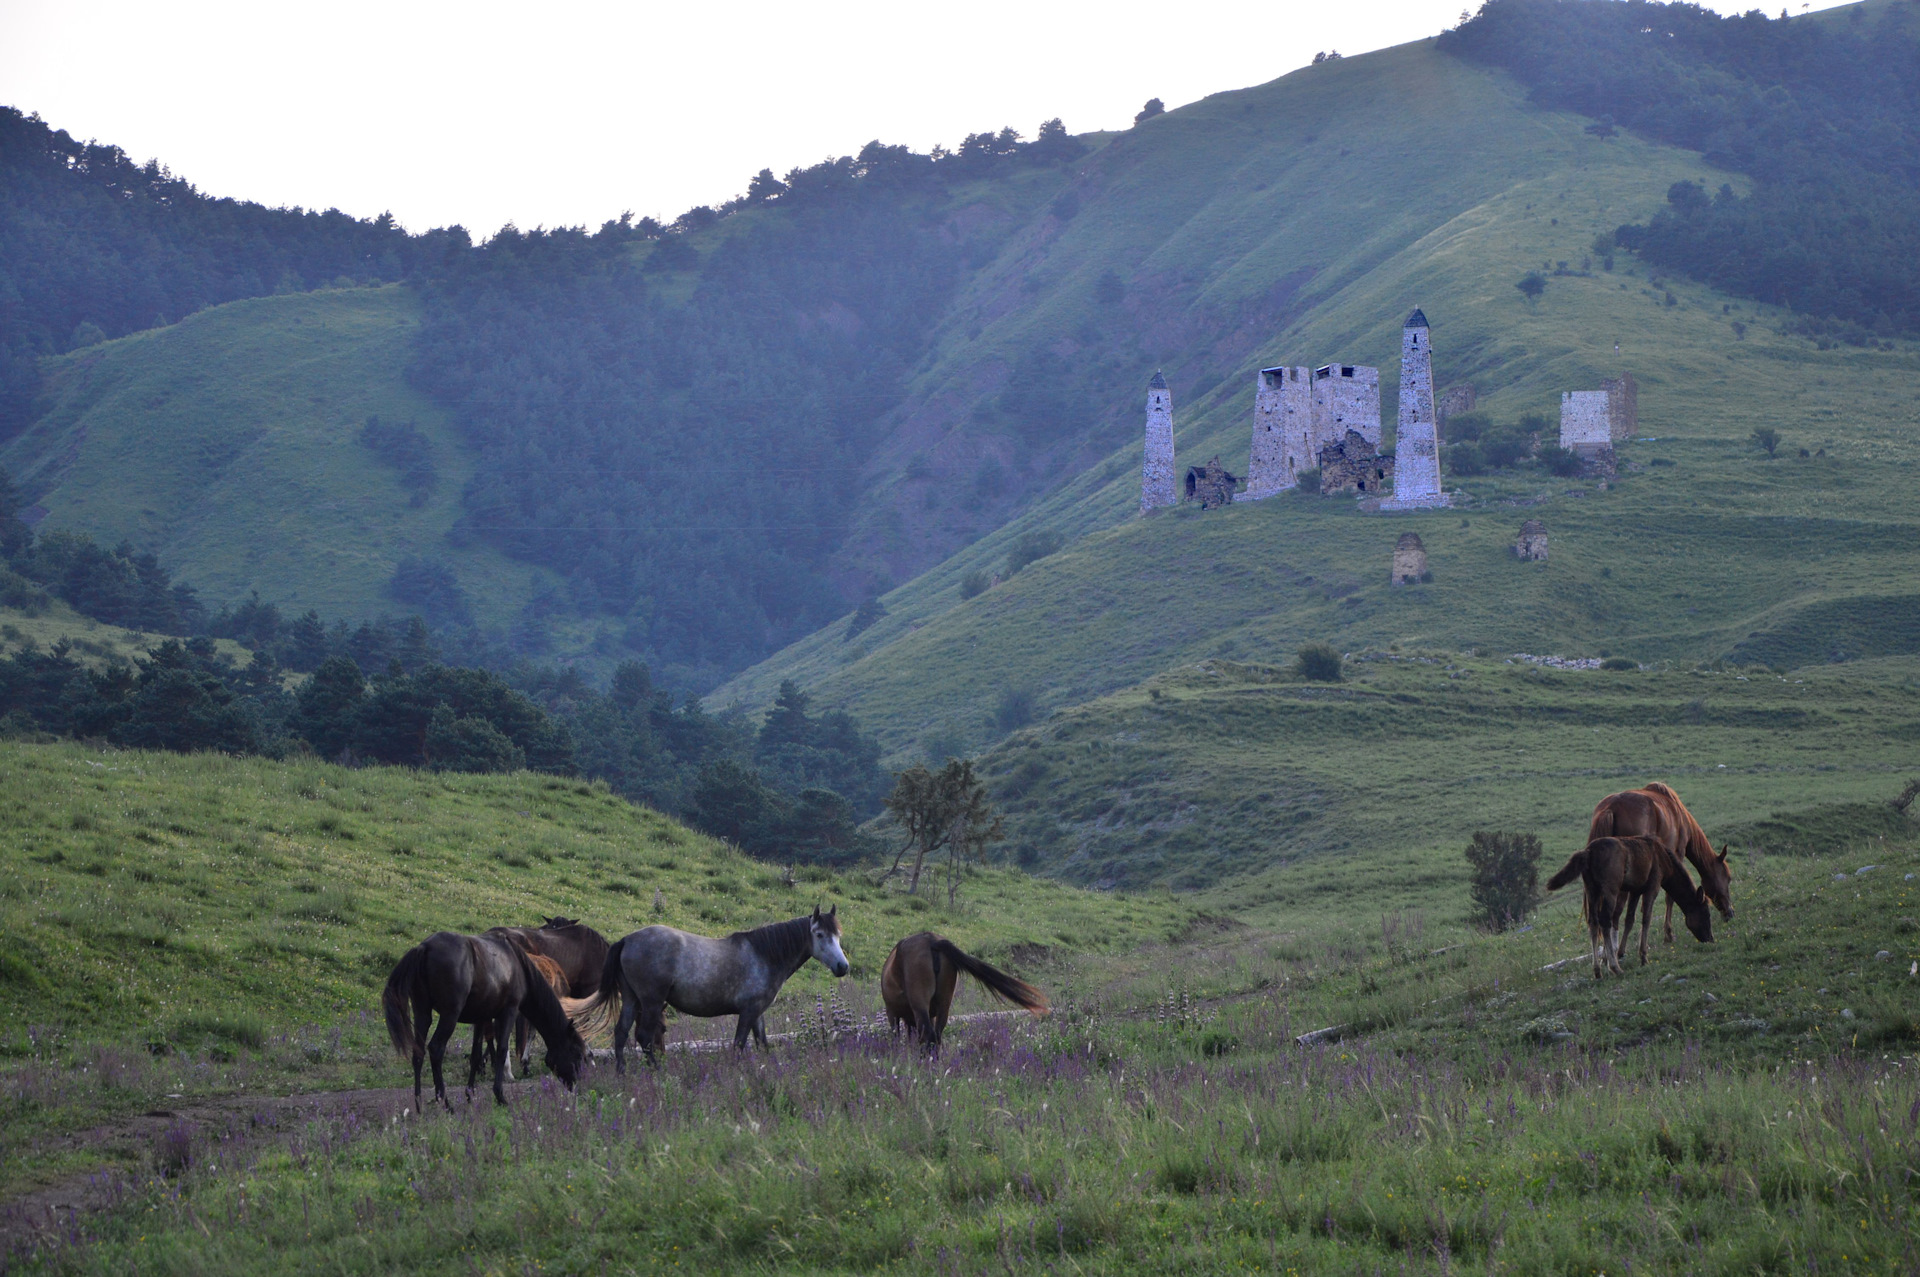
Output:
[
  {"xmin": 1444, "ymin": 0, "xmax": 1920, "ymax": 338},
  {"xmin": 0, "ymin": 108, "xmax": 468, "ymax": 433},
  {"xmin": 408, "ymin": 126, "xmax": 1085, "ymax": 686}
]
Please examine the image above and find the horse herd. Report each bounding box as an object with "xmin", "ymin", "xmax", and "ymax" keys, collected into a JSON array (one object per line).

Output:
[
  {"xmin": 380, "ymin": 782, "xmax": 1732, "ymax": 1107},
  {"xmin": 382, "ymin": 907, "xmax": 1049, "ymax": 1108},
  {"xmin": 1546, "ymin": 781, "xmax": 1736, "ymax": 978}
]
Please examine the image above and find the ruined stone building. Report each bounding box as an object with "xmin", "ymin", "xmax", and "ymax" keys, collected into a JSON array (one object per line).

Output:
[
  {"xmin": 1382, "ymin": 309, "xmax": 1449, "ymax": 509},
  {"xmin": 1184, "ymin": 457, "xmax": 1241, "ymax": 508},
  {"xmin": 1559, "ymin": 372, "xmax": 1638, "ymax": 468},
  {"xmin": 1514, "ymin": 519, "xmax": 1548, "ymax": 561},
  {"xmin": 1436, "ymin": 383, "xmax": 1477, "ymax": 426},
  {"xmin": 1244, "ymin": 363, "xmax": 1380, "ymax": 500},
  {"xmin": 1141, "ymin": 371, "xmax": 1177, "ymax": 513},
  {"xmin": 1318, "ymin": 430, "xmax": 1394, "ymax": 495},
  {"xmin": 1391, "ymin": 531, "xmax": 1429, "ymax": 585}
]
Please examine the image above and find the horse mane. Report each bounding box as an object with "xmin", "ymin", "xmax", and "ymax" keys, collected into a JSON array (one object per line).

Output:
[
  {"xmin": 731, "ymin": 916, "xmax": 814, "ymax": 971},
  {"xmin": 510, "ymin": 944, "xmax": 580, "ymax": 1046},
  {"xmin": 1645, "ymin": 782, "xmax": 1715, "ymax": 862}
]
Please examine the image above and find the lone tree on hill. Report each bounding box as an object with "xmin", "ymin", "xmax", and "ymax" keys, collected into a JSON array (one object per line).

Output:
[
  {"xmin": 1465, "ymin": 831, "xmax": 1544, "ymax": 931},
  {"xmin": 1134, "ymin": 98, "xmax": 1165, "ymax": 124},
  {"xmin": 1516, "ymin": 272, "xmax": 1547, "ymax": 306},
  {"xmin": 1750, "ymin": 426, "xmax": 1781, "ymax": 457},
  {"xmin": 884, "ymin": 758, "xmax": 1004, "ymax": 903}
]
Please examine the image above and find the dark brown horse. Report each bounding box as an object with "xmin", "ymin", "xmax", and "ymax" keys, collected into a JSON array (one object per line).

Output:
[
  {"xmin": 470, "ymin": 952, "xmax": 570, "ymax": 1079},
  {"xmin": 485, "ymin": 917, "xmax": 610, "ymax": 1075},
  {"xmin": 1547, "ymin": 836, "xmax": 1714, "ymax": 977},
  {"xmin": 383, "ymin": 931, "xmax": 586, "ymax": 1107},
  {"xmin": 1589, "ymin": 782, "xmax": 1732, "ymax": 940},
  {"xmin": 881, "ymin": 932, "xmax": 1048, "ymax": 1048}
]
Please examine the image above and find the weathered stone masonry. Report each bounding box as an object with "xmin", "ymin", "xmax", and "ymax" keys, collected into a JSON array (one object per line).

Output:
[
  {"xmin": 1244, "ymin": 363, "xmax": 1379, "ymax": 500},
  {"xmin": 1184, "ymin": 457, "xmax": 1241, "ymax": 509},
  {"xmin": 1381, "ymin": 309, "xmax": 1448, "ymax": 509},
  {"xmin": 1141, "ymin": 371, "xmax": 1177, "ymax": 514}
]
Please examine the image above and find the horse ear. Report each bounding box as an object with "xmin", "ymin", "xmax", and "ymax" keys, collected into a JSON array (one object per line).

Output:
[{"xmin": 827, "ymin": 903, "xmax": 837, "ymax": 918}]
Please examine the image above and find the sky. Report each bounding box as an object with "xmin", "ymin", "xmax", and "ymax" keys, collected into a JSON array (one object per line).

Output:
[{"xmin": 0, "ymin": 0, "xmax": 1853, "ymax": 239}]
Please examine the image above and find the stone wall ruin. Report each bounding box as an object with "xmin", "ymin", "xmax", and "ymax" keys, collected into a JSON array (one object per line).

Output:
[
  {"xmin": 1318, "ymin": 430, "xmax": 1393, "ymax": 495},
  {"xmin": 1514, "ymin": 519, "xmax": 1548, "ymax": 561},
  {"xmin": 1184, "ymin": 457, "xmax": 1241, "ymax": 509}
]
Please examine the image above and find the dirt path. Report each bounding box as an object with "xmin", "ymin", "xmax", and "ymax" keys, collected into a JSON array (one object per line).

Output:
[{"xmin": 0, "ymin": 1009, "xmax": 1031, "ymax": 1247}]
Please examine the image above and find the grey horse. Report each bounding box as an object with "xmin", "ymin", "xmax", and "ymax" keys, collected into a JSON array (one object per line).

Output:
[{"xmin": 590, "ymin": 905, "xmax": 848, "ymax": 1071}]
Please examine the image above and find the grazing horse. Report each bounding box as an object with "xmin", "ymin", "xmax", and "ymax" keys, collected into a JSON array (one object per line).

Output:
[
  {"xmin": 485, "ymin": 917, "xmax": 610, "ymax": 1075},
  {"xmin": 589, "ymin": 906, "xmax": 849, "ymax": 1072},
  {"xmin": 1589, "ymin": 782, "xmax": 1732, "ymax": 940},
  {"xmin": 382, "ymin": 931, "xmax": 586, "ymax": 1107},
  {"xmin": 881, "ymin": 932, "xmax": 1048, "ymax": 1048},
  {"xmin": 471, "ymin": 952, "xmax": 570, "ymax": 1079},
  {"xmin": 1547, "ymin": 836, "xmax": 1714, "ymax": 977}
]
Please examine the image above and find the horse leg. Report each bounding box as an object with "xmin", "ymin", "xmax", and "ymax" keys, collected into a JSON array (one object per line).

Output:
[
  {"xmin": 491, "ymin": 1014, "xmax": 511, "ymax": 1106},
  {"xmin": 613, "ymin": 994, "xmax": 638, "ymax": 1076},
  {"xmin": 641, "ymin": 1001, "xmax": 669, "ymax": 1067},
  {"xmin": 467, "ymin": 1023, "xmax": 489, "ymax": 1092},
  {"xmin": 751, "ymin": 1014, "xmax": 770, "ymax": 1050},
  {"xmin": 427, "ymin": 1011, "xmax": 462, "ymax": 1109},
  {"xmin": 411, "ymin": 1003, "xmax": 432, "ymax": 1109},
  {"xmin": 734, "ymin": 1011, "xmax": 754, "ymax": 1050},
  {"xmin": 1663, "ymin": 895, "xmax": 1675, "ymax": 945},
  {"xmin": 515, "ymin": 1012, "xmax": 531, "ymax": 1079},
  {"xmin": 1637, "ymin": 891, "xmax": 1654, "ymax": 965}
]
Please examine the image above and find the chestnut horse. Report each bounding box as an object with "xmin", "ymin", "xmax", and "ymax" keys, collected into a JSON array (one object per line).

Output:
[
  {"xmin": 1546, "ymin": 836, "xmax": 1714, "ymax": 976},
  {"xmin": 1589, "ymin": 782, "xmax": 1732, "ymax": 940},
  {"xmin": 881, "ymin": 932, "xmax": 1048, "ymax": 1048},
  {"xmin": 485, "ymin": 917, "xmax": 610, "ymax": 1076}
]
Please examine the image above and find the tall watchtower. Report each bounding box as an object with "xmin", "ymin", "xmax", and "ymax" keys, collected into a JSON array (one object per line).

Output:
[
  {"xmin": 1141, "ymin": 371, "xmax": 1177, "ymax": 514},
  {"xmin": 1244, "ymin": 365, "xmax": 1312, "ymax": 500},
  {"xmin": 1382, "ymin": 308, "xmax": 1449, "ymax": 509}
]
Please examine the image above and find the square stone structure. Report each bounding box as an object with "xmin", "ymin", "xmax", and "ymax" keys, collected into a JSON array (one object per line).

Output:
[
  {"xmin": 1311, "ymin": 364, "xmax": 1381, "ymax": 446},
  {"xmin": 1391, "ymin": 531, "xmax": 1429, "ymax": 586},
  {"xmin": 1560, "ymin": 372, "xmax": 1637, "ymax": 467},
  {"xmin": 1244, "ymin": 365, "xmax": 1313, "ymax": 499},
  {"xmin": 1183, "ymin": 457, "xmax": 1241, "ymax": 509},
  {"xmin": 1514, "ymin": 519, "xmax": 1548, "ymax": 561},
  {"xmin": 1141, "ymin": 370, "xmax": 1177, "ymax": 514},
  {"xmin": 1382, "ymin": 308, "xmax": 1450, "ymax": 509}
]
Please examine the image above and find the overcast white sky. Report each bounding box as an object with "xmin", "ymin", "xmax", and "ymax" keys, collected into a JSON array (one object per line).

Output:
[{"xmin": 0, "ymin": 0, "xmax": 1849, "ymax": 238}]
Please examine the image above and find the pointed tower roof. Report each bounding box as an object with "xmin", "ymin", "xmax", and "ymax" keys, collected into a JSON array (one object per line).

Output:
[
  {"xmin": 1404, "ymin": 308, "xmax": 1429, "ymax": 329},
  {"xmin": 1148, "ymin": 370, "xmax": 1168, "ymax": 389}
]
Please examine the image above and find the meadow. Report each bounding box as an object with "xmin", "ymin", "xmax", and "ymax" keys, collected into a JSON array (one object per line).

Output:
[
  {"xmin": 978, "ymin": 648, "xmax": 1920, "ymax": 897},
  {"xmin": 3, "ymin": 789, "xmax": 1916, "ymax": 1273},
  {"xmin": 0, "ymin": 740, "xmax": 1193, "ymax": 1202}
]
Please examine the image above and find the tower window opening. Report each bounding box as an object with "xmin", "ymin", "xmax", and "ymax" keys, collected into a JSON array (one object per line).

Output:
[{"xmin": 1341, "ymin": 366, "xmax": 1355, "ymax": 377}]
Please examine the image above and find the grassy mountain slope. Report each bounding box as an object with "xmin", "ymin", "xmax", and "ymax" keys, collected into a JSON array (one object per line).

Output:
[
  {"xmin": 714, "ymin": 37, "xmax": 1920, "ymax": 759},
  {"xmin": 1, "ymin": 286, "xmax": 539, "ymax": 626},
  {"xmin": 975, "ymin": 650, "xmax": 1920, "ymax": 893}
]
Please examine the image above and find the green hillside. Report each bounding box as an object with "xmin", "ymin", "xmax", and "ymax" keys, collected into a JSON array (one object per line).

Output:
[
  {"xmin": 973, "ymin": 650, "xmax": 1920, "ymax": 895},
  {"xmin": 713, "ymin": 36, "xmax": 1920, "ymax": 759},
  {"xmin": 1, "ymin": 286, "xmax": 539, "ymax": 629}
]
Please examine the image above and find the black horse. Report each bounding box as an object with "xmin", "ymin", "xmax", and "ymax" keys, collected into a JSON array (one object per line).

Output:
[
  {"xmin": 383, "ymin": 931, "xmax": 586, "ymax": 1107},
  {"xmin": 482, "ymin": 917, "xmax": 611, "ymax": 1077}
]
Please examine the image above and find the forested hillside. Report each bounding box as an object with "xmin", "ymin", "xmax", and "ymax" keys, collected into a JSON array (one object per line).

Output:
[
  {"xmin": 0, "ymin": 108, "xmax": 459, "ymax": 432},
  {"xmin": 6, "ymin": 0, "xmax": 1919, "ymax": 696},
  {"xmin": 1444, "ymin": 0, "xmax": 1920, "ymax": 341}
]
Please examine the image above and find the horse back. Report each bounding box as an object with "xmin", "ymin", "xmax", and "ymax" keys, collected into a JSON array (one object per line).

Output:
[{"xmin": 620, "ymin": 924, "xmax": 749, "ymax": 1016}]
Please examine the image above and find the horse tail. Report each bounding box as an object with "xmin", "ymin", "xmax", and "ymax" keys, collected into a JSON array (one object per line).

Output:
[
  {"xmin": 928, "ymin": 938, "xmax": 1049, "ymax": 1015},
  {"xmin": 1546, "ymin": 851, "xmax": 1587, "ymax": 893},
  {"xmin": 383, "ymin": 943, "xmax": 428, "ymax": 1060},
  {"xmin": 565, "ymin": 935, "xmax": 626, "ymax": 1039}
]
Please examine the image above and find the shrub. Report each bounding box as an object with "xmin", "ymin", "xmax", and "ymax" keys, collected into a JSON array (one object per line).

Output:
[
  {"xmin": 1537, "ymin": 444, "xmax": 1582, "ymax": 477},
  {"xmin": 959, "ymin": 570, "xmax": 989, "ymax": 600},
  {"xmin": 1293, "ymin": 642, "xmax": 1343, "ymax": 682},
  {"xmin": 1464, "ymin": 831, "xmax": 1543, "ymax": 930},
  {"xmin": 1446, "ymin": 411, "xmax": 1491, "ymax": 441},
  {"xmin": 993, "ymin": 686, "xmax": 1038, "ymax": 734},
  {"xmin": 1443, "ymin": 441, "xmax": 1485, "ymax": 475},
  {"xmin": 1003, "ymin": 529, "xmax": 1065, "ymax": 578},
  {"xmin": 1750, "ymin": 426, "xmax": 1781, "ymax": 457},
  {"xmin": 1600, "ymin": 656, "xmax": 1637, "ymax": 670},
  {"xmin": 1294, "ymin": 467, "xmax": 1322, "ymax": 493}
]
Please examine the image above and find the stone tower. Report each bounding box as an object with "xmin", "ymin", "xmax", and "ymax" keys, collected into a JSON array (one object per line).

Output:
[
  {"xmin": 1140, "ymin": 371, "xmax": 1177, "ymax": 514},
  {"xmin": 1309, "ymin": 364, "xmax": 1381, "ymax": 447},
  {"xmin": 1382, "ymin": 308, "xmax": 1449, "ymax": 509},
  {"xmin": 1244, "ymin": 365, "xmax": 1312, "ymax": 500}
]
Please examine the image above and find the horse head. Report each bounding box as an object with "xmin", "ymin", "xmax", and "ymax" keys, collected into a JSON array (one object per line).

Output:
[
  {"xmin": 1701, "ymin": 841, "xmax": 1734, "ymax": 918},
  {"xmin": 542, "ymin": 916, "xmax": 579, "ymax": 930},
  {"xmin": 1681, "ymin": 898, "xmax": 1715, "ymax": 943},
  {"xmin": 810, "ymin": 904, "xmax": 849, "ymax": 977},
  {"xmin": 544, "ymin": 1021, "xmax": 588, "ymax": 1089}
]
